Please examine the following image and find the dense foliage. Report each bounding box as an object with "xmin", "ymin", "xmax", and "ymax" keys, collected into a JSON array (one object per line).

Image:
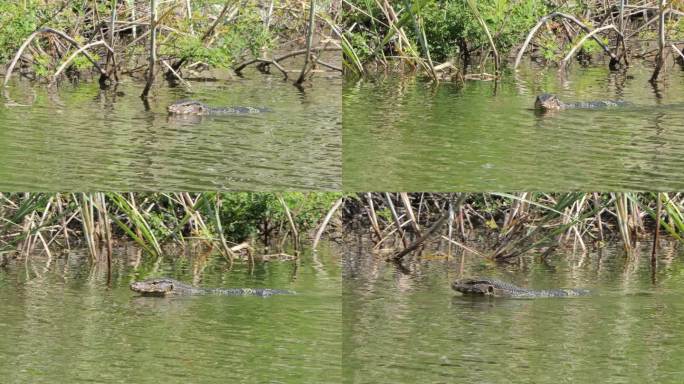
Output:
[
  {"xmin": 343, "ymin": 0, "xmax": 548, "ymax": 63},
  {"xmin": 0, "ymin": 0, "xmax": 336, "ymax": 81},
  {"xmin": 0, "ymin": 192, "xmax": 344, "ymax": 258},
  {"xmin": 342, "ymin": 0, "xmax": 683, "ymax": 78}
]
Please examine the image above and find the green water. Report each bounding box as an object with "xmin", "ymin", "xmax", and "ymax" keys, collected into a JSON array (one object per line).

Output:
[
  {"xmin": 0, "ymin": 244, "xmax": 341, "ymax": 383},
  {"xmin": 343, "ymin": 241, "xmax": 684, "ymax": 383},
  {"xmin": 343, "ymin": 65, "xmax": 684, "ymax": 191},
  {"xmin": 0, "ymin": 72, "xmax": 341, "ymax": 191}
]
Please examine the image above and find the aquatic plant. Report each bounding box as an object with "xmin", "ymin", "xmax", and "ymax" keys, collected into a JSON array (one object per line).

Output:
[
  {"xmin": 0, "ymin": 192, "xmax": 344, "ymax": 262},
  {"xmin": 342, "ymin": 192, "xmax": 684, "ymax": 262}
]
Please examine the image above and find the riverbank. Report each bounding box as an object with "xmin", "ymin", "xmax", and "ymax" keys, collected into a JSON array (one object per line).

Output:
[
  {"xmin": 0, "ymin": 1, "xmax": 341, "ymax": 92},
  {"xmin": 0, "ymin": 192, "xmax": 345, "ymax": 262},
  {"xmin": 342, "ymin": 1, "xmax": 684, "ymax": 82},
  {"xmin": 341, "ymin": 192, "xmax": 683, "ymax": 263}
]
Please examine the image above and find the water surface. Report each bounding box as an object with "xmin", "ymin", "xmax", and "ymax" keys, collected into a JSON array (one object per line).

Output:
[
  {"xmin": 0, "ymin": 72, "xmax": 341, "ymax": 190},
  {"xmin": 0, "ymin": 244, "xmax": 341, "ymax": 383},
  {"xmin": 343, "ymin": 65, "xmax": 684, "ymax": 191},
  {"xmin": 343, "ymin": 241, "xmax": 684, "ymax": 383}
]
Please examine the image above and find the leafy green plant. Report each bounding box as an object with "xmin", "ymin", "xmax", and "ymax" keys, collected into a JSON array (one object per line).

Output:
[
  {"xmin": 0, "ymin": 2, "xmax": 39, "ymax": 62},
  {"xmin": 538, "ymin": 33, "xmax": 561, "ymax": 61},
  {"xmin": 0, "ymin": 193, "xmax": 343, "ymax": 260},
  {"xmin": 345, "ymin": 0, "xmax": 549, "ymax": 63},
  {"xmin": 575, "ymin": 34, "xmax": 608, "ymax": 55},
  {"xmin": 33, "ymin": 53, "xmax": 51, "ymax": 77},
  {"xmin": 1, "ymin": 0, "xmax": 311, "ymax": 80}
]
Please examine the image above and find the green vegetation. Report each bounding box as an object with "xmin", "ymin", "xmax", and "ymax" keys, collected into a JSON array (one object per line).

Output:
[
  {"xmin": 0, "ymin": 192, "xmax": 344, "ymax": 260},
  {"xmin": 342, "ymin": 0, "xmax": 547, "ymax": 73},
  {"xmin": 417, "ymin": 0, "xmax": 546, "ymax": 61},
  {"xmin": 0, "ymin": 2, "xmax": 44, "ymax": 63},
  {"xmin": 0, "ymin": 1, "xmax": 341, "ymax": 92},
  {"xmin": 342, "ymin": 0, "xmax": 682, "ymax": 81}
]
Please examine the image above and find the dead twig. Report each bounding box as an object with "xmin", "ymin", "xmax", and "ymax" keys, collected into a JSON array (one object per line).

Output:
[
  {"xmin": 560, "ymin": 24, "xmax": 624, "ymax": 70},
  {"xmin": 312, "ymin": 197, "xmax": 344, "ymax": 251},
  {"xmin": 51, "ymin": 40, "xmax": 115, "ymax": 84},
  {"xmin": 295, "ymin": 0, "xmax": 317, "ymax": 85},
  {"xmin": 514, "ymin": 12, "xmax": 623, "ymax": 69},
  {"xmin": 4, "ymin": 28, "xmax": 109, "ymax": 87},
  {"xmin": 391, "ymin": 194, "xmax": 463, "ymax": 261},
  {"xmin": 141, "ymin": 0, "xmax": 157, "ymax": 99}
]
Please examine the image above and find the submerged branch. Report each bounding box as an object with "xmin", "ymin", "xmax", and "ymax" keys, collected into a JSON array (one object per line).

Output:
[
  {"xmin": 141, "ymin": 0, "xmax": 157, "ymax": 99},
  {"xmin": 51, "ymin": 40, "xmax": 115, "ymax": 84},
  {"xmin": 296, "ymin": 0, "xmax": 317, "ymax": 85},
  {"xmin": 560, "ymin": 25, "xmax": 624, "ymax": 70},
  {"xmin": 234, "ymin": 47, "xmax": 341, "ymax": 75},
  {"xmin": 313, "ymin": 197, "xmax": 344, "ymax": 251},
  {"xmin": 4, "ymin": 28, "xmax": 109, "ymax": 87},
  {"xmin": 514, "ymin": 12, "xmax": 621, "ymax": 70}
]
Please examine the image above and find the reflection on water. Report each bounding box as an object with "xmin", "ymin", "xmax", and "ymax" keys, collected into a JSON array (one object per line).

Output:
[
  {"xmin": 0, "ymin": 243, "xmax": 341, "ymax": 383},
  {"xmin": 343, "ymin": 65, "xmax": 684, "ymax": 191},
  {"xmin": 343, "ymin": 241, "xmax": 684, "ymax": 383},
  {"xmin": 0, "ymin": 72, "xmax": 341, "ymax": 190}
]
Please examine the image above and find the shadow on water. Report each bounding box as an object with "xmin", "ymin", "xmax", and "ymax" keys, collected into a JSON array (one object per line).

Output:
[{"xmin": 0, "ymin": 71, "xmax": 341, "ymax": 190}]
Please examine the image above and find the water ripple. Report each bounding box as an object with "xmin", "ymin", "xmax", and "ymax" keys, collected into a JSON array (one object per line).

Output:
[
  {"xmin": 0, "ymin": 75, "xmax": 341, "ymax": 191},
  {"xmin": 343, "ymin": 66, "xmax": 684, "ymax": 191}
]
